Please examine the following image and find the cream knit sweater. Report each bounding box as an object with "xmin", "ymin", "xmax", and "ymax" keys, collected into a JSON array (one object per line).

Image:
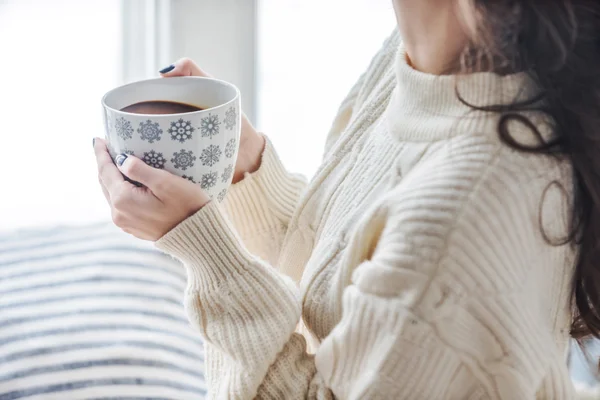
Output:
[{"xmin": 156, "ymin": 30, "xmax": 578, "ymax": 399}]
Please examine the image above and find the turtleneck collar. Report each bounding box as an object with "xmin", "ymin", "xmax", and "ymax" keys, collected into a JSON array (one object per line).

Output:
[{"xmin": 386, "ymin": 42, "xmax": 540, "ymax": 142}]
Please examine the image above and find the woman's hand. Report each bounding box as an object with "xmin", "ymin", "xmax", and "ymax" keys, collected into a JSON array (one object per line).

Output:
[
  {"xmin": 160, "ymin": 58, "xmax": 265, "ymax": 183},
  {"xmin": 93, "ymin": 138, "xmax": 210, "ymax": 241}
]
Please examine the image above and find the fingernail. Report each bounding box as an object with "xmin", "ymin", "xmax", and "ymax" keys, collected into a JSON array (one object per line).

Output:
[
  {"xmin": 92, "ymin": 138, "xmax": 96, "ymax": 147},
  {"xmin": 159, "ymin": 64, "xmax": 175, "ymax": 74},
  {"xmin": 115, "ymin": 154, "xmax": 128, "ymax": 166}
]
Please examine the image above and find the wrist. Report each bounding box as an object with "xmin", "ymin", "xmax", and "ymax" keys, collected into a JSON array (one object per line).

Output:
[{"xmin": 233, "ymin": 129, "xmax": 265, "ymax": 184}]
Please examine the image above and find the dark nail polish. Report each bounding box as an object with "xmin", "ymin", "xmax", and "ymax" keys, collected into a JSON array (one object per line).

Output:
[
  {"xmin": 92, "ymin": 138, "xmax": 96, "ymax": 147},
  {"xmin": 159, "ymin": 64, "xmax": 175, "ymax": 74},
  {"xmin": 115, "ymin": 154, "xmax": 128, "ymax": 166}
]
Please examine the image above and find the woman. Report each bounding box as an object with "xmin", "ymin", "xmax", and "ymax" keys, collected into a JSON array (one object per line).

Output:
[{"xmin": 94, "ymin": 0, "xmax": 600, "ymax": 398}]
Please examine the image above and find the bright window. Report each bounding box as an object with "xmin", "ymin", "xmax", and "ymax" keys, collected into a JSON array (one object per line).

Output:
[
  {"xmin": 0, "ymin": 0, "xmax": 122, "ymax": 231},
  {"xmin": 257, "ymin": 0, "xmax": 397, "ymax": 178}
]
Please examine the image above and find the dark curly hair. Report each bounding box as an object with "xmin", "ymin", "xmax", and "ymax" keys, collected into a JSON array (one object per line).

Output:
[{"xmin": 457, "ymin": 1, "xmax": 600, "ymax": 359}]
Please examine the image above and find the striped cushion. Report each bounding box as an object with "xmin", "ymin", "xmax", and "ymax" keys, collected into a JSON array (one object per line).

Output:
[{"xmin": 0, "ymin": 223, "xmax": 205, "ymax": 399}]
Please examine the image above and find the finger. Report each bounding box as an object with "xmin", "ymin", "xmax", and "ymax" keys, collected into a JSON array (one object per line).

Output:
[
  {"xmin": 96, "ymin": 164, "xmax": 110, "ymax": 202},
  {"xmin": 159, "ymin": 58, "xmax": 211, "ymax": 77},
  {"xmin": 94, "ymin": 137, "xmax": 124, "ymax": 193},
  {"xmin": 115, "ymin": 153, "xmax": 172, "ymax": 196},
  {"xmin": 99, "ymin": 178, "xmax": 111, "ymax": 202}
]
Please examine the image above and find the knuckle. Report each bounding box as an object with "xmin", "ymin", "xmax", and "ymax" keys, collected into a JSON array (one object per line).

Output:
[
  {"xmin": 111, "ymin": 190, "xmax": 130, "ymax": 210},
  {"xmin": 111, "ymin": 210, "xmax": 126, "ymax": 227},
  {"xmin": 153, "ymin": 178, "xmax": 171, "ymax": 194},
  {"xmin": 179, "ymin": 57, "xmax": 193, "ymax": 66},
  {"xmin": 98, "ymin": 162, "xmax": 109, "ymax": 177},
  {"xmin": 121, "ymin": 157, "xmax": 139, "ymax": 177}
]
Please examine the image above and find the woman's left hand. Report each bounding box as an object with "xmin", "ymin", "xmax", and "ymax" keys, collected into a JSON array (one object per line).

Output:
[{"xmin": 93, "ymin": 138, "xmax": 210, "ymax": 241}]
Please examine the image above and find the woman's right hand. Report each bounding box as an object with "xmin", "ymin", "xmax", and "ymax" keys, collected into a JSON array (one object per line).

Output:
[{"xmin": 160, "ymin": 58, "xmax": 265, "ymax": 184}]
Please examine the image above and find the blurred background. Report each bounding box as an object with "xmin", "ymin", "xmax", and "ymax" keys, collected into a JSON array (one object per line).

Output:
[
  {"xmin": 0, "ymin": 0, "xmax": 395, "ymax": 232},
  {"xmin": 0, "ymin": 0, "xmax": 597, "ymax": 391}
]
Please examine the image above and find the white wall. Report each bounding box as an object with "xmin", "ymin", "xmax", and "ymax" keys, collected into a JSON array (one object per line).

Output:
[
  {"xmin": 257, "ymin": 0, "xmax": 397, "ymax": 178},
  {"xmin": 0, "ymin": 0, "xmax": 123, "ymax": 232},
  {"xmin": 169, "ymin": 0, "xmax": 258, "ymax": 122}
]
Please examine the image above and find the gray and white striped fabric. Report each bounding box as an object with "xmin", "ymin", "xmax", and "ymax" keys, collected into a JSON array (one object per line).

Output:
[{"xmin": 0, "ymin": 223, "xmax": 205, "ymax": 399}]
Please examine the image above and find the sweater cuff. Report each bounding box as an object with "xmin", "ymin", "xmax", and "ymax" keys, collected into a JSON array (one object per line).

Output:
[
  {"xmin": 155, "ymin": 200, "xmax": 256, "ymax": 292},
  {"xmin": 222, "ymin": 136, "xmax": 306, "ymax": 237}
]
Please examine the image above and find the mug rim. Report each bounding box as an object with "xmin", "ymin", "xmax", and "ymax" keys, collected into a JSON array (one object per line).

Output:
[{"xmin": 101, "ymin": 76, "xmax": 240, "ymax": 118}]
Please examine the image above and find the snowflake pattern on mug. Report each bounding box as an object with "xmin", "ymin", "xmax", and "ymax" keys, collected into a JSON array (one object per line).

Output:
[
  {"xmin": 122, "ymin": 149, "xmax": 135, "ymax": 156},
  {"xmin": 138, "ymin": 120, "xmax": 163, "ymax": 143},
  {"xmin": 171, "ymin": 149, "xmax": 196, "ymax": 171},
  {"xmin": 200, "ymin": 113, "xmax": 220, "ymax": 138},
  {"xmin": 115, "ymin": 117, "xmax": 134, "ymax": 140},
  {"xmin": 168, "ymin": 119, "xmax": 194, "ymax": 143},
  {"xmin": 199, "ymin": 144, "xmax": 222, "ymax": 167},
  {"xmin": 224, "ymin": 106, "xmax": 237, "ymax": 130},
  {"xmin": 200, "ymin": 171, "xmax": 218, "ymax": 189},
  {"xmin": 225, "ymin": 138, "xmax": 236, "ymax": 158},
  {"xmin": 142, "ymin": 150, "xmax": 166, "ymax": 169},
  {"xmin": 182, "ymin": 175, "xmax": 196, "ymax": 183},
  {"xmin": 217, "ymin": 188, "xmax": 227, "ymax": 202},
  {"xmin": 221, "ymin": 164, "xmax": 234, "ymax": 183}
]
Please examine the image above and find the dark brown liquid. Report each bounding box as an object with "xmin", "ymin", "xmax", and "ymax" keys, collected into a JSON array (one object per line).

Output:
[{"xmin": 120, "ymin": 100, "xmax": 203, "ymax": 115}]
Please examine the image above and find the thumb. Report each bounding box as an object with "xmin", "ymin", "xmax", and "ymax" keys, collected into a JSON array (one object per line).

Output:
[
  {"xmin": 115, "ymin": 153, "xmax": 170, "ymax": 193},
  {"xmin": 159, "ymin": 58, "xmax": 211, "ymax": 77}
]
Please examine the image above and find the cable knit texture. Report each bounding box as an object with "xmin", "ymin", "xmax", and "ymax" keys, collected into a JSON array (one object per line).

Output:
[{"xmin": 156, "ymin": 29, "xmax": 578, "ymax": 399}]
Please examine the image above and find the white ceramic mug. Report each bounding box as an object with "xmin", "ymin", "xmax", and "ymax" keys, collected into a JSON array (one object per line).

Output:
[{"xmin": 101, "ymin": 77, "xmax": 241, "ymax": 201}]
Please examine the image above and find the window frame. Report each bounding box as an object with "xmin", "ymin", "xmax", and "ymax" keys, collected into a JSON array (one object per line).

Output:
[{"xmin": 121, "ymin": 0, "xmax": 258, "ymax": 122}]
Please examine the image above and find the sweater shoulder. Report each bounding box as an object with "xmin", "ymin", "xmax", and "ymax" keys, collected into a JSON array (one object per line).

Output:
[
  {"xmin": 389, "ymin": 127, "xmax": 572, "ymax": 224},
  {"xmin": 373, "ymin": 133, "xmax": 573, "ymax": 293}
]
